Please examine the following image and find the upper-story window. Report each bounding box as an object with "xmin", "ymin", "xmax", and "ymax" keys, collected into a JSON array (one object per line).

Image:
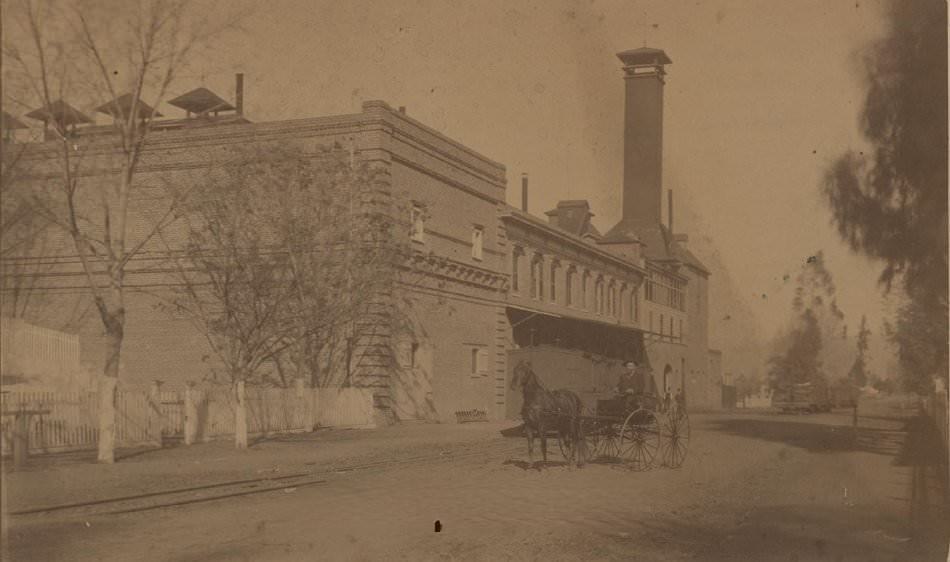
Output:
[
  {"xmin": 471, "ymin": 347, "xmax": 487, "ymax": 376},
  {"xmin": 511, "ymin": 247, "xmax": 522, "ymax": 293},
  {"xmin": 471, "ymin": 226, "xmax": 484, "ymax": 261},
  {"xmin": 660, "ymin": 313, "xmax": 665, "ymax": 338},
  {"xmin": 619, "ymin": 285, "xmax": 627, "ymax": 320},
  {"xmin": 531, "ymin": 255, "xmax": 544, "ymax": 300},
  {"xmin": 410, "ymin": 204, "xmax": 425, "ymax": 243},
  {"xmin": 645, "ymin": 270, "xmax": 686, "ymax": 311},
  {"xmin": 678, "ymin": 318, "xmax": 684, "ymax": 341},
  {"xmin": 565, "ymin": 267, "xmax": 575, "ymax": 307},
  {"xmin": 594, "ymin": 277, "xmax": 604, "ymax": 314},
  {"xmin": 606, "ymin": 281, "xmax": 614, "ymax": 317},
  {"xmin": 549, "ymin": 261, "xmax": 558, "ymax": 303},
  {"xmin": 632, "ymin": 287, "xmax": 640, "ymax": 322},
  {"xmin": 581, "ymin": 271, "xmax": 590, "ymax": 310}
]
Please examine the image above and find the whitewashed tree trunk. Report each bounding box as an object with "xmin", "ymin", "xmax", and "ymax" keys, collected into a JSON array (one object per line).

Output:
[
  {"xmin": 235, "ymin": 380, "xmax": 248, "ymax": 449},
  {"xmin": 97, "ymin": 376, "xmax": 117, "ymax": 463},
  {"xmin": 184, "ymin": 383, "xmax": 198, "ymax": 445},
  {"xmin": 148, "ymin": 380, "xmax": 164, "ymax": 447}
]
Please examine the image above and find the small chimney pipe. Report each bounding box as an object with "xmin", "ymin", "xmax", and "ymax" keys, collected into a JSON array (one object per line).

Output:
[
  {"xmin": 521, "ymin": 173, "xmax": 529, "ymax": 212},
  {"xmin": 235, "ymin": 73, "xmax": 244, "ymax": 115},
  {"xmin": 668, "ymin": 189, "xmax": 674, "ymax": 234}
]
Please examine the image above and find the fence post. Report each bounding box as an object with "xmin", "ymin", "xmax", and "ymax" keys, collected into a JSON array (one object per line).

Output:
[
  {"xmin": 184, "ymin": 382, "xmax": 198, "ymax": 446},
  {"xmin": 234, "ymin": 380, "xmax": 248, "ymax": 449},
  {"xmin": 148, "ymin": 380, "xmax": 164, "ymax": 447},
  {"xmin": 293, "ymin": 378, "xmax": 306, "ymax": 432}
]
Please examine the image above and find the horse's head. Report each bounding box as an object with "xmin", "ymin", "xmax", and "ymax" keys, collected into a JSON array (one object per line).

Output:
[{"xmin": 510, "ymin": 360, "xmax": 534, "ymax": 390}]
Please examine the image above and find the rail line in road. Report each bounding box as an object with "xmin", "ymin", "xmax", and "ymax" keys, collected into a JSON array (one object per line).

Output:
[{"xmin": 8, "ymin": 441, "xmax": 523, "ymax": 519}]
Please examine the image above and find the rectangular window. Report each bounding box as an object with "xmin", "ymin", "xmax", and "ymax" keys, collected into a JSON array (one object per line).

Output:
[
  {"xmin": 410, "ymin": 205, "xmax": 425, "ymax": 243},
  {"xmin": 678, "ymin": 319, "xmax": 683, "ymax": 342},
  {"xmin": 566, "ymin": 271, "xmax": 573, "ymax": 307},
  {"xmin": 649, "ymin": 311, "xmax": 654, "ymax": 334},
  {"xmin": 670, "ymin": 316, "xmax": 675, "ymax": 339},
  {"xmin": 660, "ymin": 314, "xmax": 665, "ymax": 338},
  {"xmin": 581, "ymin": 274, "xmax": 588, "ymax": 309},
  {"xmin": 471, "ymin": 226, "xmax": 483, "ymax": 260},
  {"xmin": 511, "ymin": 251, "xmax": 520, "ymax": 292},
  {"xmin": 632, "ymin": 289, "xmax": 639, "ymax": 322},
  {"xmin": 471, "ymin": 347, "xmax": 487, "ymax": 376}
]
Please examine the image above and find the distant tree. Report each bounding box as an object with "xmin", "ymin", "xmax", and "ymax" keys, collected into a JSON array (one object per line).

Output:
[
  {"xmin": 847, "ymin": 315, "xmax": 871, "ymax": 389},
  {"xmin": 791, "ymin": 252, "xmax": 854, "ymax": 379},
  {"xmin": 733, "ymin": 372, "xmax": 762, "ymax": 401},
  {"xmin": 822, "ymin": 0, "xmax": 948, "ymax": 394},
  {"xmin": 768, "ymin": 309, "xmax": 824, "ymax": 390}
]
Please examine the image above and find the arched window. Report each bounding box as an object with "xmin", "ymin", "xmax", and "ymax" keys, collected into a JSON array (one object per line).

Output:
[
  {"xmin": 594, "ymin": 277, "xmax": 604, "ymax": 314},
  {"xmin": 581, "ymin": 270, "xmax": 590, "ymax": 310},
  {"xmin": 565, "ymin": 266, "xmax": 576, "ymax": 307},
  {"xmin": 531, "ymin": 255, "xmax": 544, "ymax": 300},
  {"xmin": 511, "ymin": 247, "xmax": 523, "ymax": 293}
]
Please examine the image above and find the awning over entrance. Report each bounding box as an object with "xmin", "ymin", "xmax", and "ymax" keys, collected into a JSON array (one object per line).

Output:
[{"xmin": 506, "ymin": 307, "xmax": 650, "ymax": 368}]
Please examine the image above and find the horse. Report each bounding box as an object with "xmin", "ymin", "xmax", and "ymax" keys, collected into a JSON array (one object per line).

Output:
[{"xmin": 510, "ymin": 360, "xmax": 585, "ymax": 467}]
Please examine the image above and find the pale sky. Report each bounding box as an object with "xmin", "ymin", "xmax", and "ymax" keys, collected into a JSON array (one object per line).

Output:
[{"xmin": 185, "ymin": 0, "xmax": 893, "ymax": 348}]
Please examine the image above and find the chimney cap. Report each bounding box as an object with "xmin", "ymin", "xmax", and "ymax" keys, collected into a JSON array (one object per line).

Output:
[{"xmin": 617, "ymin": 47, "xmax": 672, "ymax": 67}]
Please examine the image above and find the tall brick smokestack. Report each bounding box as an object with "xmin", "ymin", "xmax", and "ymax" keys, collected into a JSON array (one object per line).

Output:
[{"xmin": 617, "ymin": 48, "xmax": 671, "ymax": 225}]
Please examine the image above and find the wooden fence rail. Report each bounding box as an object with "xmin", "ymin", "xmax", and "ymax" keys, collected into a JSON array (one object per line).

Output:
[{"xmin": 0, "ymin": 386, "xmax": 376, "ymax": 456}]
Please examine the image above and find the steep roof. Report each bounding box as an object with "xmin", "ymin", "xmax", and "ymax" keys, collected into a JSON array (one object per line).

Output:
[
  {"xmin": 544, "ymin": 200, "xmax": 601, "ymax": 240},
  {"xmin": 25, "ymin": 100, "xmax": 93, "ymax": 125},
  {"xmin": 94, "ymin": 94, "xmax": 163, "ymax": 119},
  {"xmin": 2, "ymin": 111, "xmax": 27, "ymax": 130},
  {"xmin": 600, "ymin": 218, "xmax": 709, "ymax": 275},
  {"xmin": 168, "ymin": 88, "xmax": 235, "ymax": 114}
]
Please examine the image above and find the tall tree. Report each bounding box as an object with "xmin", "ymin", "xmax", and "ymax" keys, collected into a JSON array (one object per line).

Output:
[
  {"xmin": 848, "ymin": 315, "xmax": 871, "ymax": 389},
  {"xmin": 160, "ymin": 141, "xmax": 411, "ymax": 445},
  {"xmin": 1, "ymin": 0, "xmax": 243, "ymax": 462},
  {"xmin": 822, "ymin": 0, "xmax": 948, "ymax": 393}
]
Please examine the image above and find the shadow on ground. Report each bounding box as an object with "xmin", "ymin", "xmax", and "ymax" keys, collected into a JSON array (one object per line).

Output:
[
  {"xmin": 606, "ymin": 503, "xmax": 949, "ymax": 562},
  {"xmin": 706, "ymin": 417, "xmax": 905, "ymax": 456}
]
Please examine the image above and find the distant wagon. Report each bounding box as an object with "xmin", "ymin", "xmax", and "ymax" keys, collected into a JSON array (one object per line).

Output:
[{"xmin": 772, "ymin": 382, "xmax": 833, "ymax": 414}]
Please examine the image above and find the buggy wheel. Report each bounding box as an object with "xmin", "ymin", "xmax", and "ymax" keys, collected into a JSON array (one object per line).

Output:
[
  {"xmin": 619, "ymin": 409, "xmax": 660, "ymax": 471},
  {"xmin": 660, "ymin": 407, "xmax": 690, "ymax": 468},
  {"xmin": 557, "ymin": 431, "xmax": 576, "ymax": 463},
  {"xmin": 581, "ymin": 419, "xmax": 604, "ymax": 461}
]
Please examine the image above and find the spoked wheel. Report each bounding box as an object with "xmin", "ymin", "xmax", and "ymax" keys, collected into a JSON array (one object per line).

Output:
[
  {"xmin": 557, "ymin": 431, "xmax": 577, "ymax": 463},
  {"xmin": 619, "ymin": 408, "xmax": 661, "ymax": 471},
  {"xmin": 580, "ymin": 418, "xmax": 607, "ymax": 462},
  {"xmin": 660, "ymin": 407, "xmax": 690, "ymax": 468}
]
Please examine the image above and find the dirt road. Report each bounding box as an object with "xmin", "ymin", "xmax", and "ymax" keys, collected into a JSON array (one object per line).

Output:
[{"xmin": 5, "ymin": 411, "xmax": 947, "ymax": 561}]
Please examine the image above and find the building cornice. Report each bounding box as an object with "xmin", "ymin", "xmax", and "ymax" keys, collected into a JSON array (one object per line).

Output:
[{"xmin": 501, "ymin": 208, "xmax": 647, "ymax": 277}]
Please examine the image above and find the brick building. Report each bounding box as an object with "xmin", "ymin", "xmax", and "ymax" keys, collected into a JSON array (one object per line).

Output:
[{"xmin": 1, "ymin": 47, "xmax": 721, "ymax": 421}]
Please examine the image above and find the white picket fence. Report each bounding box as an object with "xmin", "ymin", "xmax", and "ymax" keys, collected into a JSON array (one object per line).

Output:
[
  {"xmin": 0, "ymin": 386, "xmax": 377, "ymax": 456},
  {"xmin": 0, "ymin": 317, "xmax": 82, "ymax": 383}
]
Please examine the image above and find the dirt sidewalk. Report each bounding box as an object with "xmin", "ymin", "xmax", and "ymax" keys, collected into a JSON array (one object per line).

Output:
[{"xmin": 1, "ymin": 420, "xmax": 517, "ymax": 513}]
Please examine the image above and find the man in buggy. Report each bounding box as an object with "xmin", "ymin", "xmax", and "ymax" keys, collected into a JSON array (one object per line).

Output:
[{"xmin": 616, "ymin": 360, "xmax": 658, "ymax": 413}]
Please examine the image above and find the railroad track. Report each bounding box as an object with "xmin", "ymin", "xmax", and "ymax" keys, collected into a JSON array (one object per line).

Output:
[{"xmin": 8, "ymin": 442, "xmax": 521, "ymax": 519}]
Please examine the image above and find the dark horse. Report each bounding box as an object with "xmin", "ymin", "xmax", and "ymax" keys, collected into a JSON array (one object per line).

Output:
[{"xmin": 510, "ymin": 360, "xmax": 585, "ymax": 467}]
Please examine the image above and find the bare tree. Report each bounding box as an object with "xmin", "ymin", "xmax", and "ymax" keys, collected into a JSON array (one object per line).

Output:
[
  {"xmin": 1, "ymin": 0, "xmax": 244, "ymax": 462},
  {"xmin": 159, "ymin": 141, "xmax": 411, "ymax": 446}
]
